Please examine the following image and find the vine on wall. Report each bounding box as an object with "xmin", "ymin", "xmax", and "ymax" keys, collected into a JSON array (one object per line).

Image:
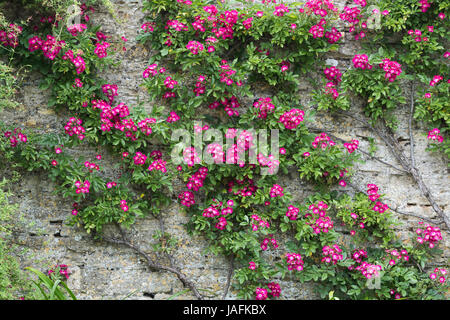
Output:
[{"xmin": 0, "ymin": 0, "xmax": 448, "ymax": 300}]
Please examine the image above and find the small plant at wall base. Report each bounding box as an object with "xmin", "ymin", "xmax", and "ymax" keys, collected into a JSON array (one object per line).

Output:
[{"xmin": 0, "ymin": 0, "xmax": 448, "ymax": 300}]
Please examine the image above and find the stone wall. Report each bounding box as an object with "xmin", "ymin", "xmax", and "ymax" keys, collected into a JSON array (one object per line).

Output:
[{"xmin": 1, "ymin": 0, "xmax": 448, "ymax": 300}]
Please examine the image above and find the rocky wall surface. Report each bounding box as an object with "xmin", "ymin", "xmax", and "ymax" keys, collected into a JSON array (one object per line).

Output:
[{"xmin": 1, "ymin": 0, "xmax": 449, "ymax": 300}]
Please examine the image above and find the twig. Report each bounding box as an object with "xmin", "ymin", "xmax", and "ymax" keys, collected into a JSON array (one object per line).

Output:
[
  {"xmin": 347, "ymin": 181, "xmax": 442, "ymax": 225},
  {"xmin": 338, "ymin": 111, "xmax": 411, "ymax": 170},
  {"xmin": 308, "ymin": 126, "xmax": 408, "ymax": 174},
  {"xmin": 222, "ymin": 255, "xmax": 235, "ymax": 300},
  {"xmin": 102, "ymin": 225, "xmax": 204, "ymax": 300},
  {"xmin": 157, "ymin": 215, "xmax": 176, "ymax": 268},
  {"xmin": 409, "ymin": 82, "xmax": 416, "ymax": 169},
  {"xmin": 389, "ymin": 205, "xmax": 443, "ymax": 225},
  {"xmin": 338, "ymin": 110, "xmax": 449, "ymax": 229},
  {"xmin": 356, "ymin": 148, "xmax": 408, "ymax": 174}
]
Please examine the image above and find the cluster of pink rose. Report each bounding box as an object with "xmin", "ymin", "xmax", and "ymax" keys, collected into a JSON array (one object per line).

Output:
[
  {"xmin": 138, "ymin": 118, "xmax": 156, "ymax": 136},
  {"xmin": 322, "ymin": 66, "xmax": 342, "ymax": 100},
  {"xmin": 305, "ymin": 201, "xmax": 334, "ymax": 234},
  {"xmin": 255, "ymin": 287, "xmax": 268, "ymax": 300},
  {"xmin": 186, "ymin": 40, "xmax": 204, "ymax": 55},
  {"xmin": 192, "ymin": 15, "xmax": 206, "ymax": 33},
  {"xmin": 273, "ymin": 4, "xmax": 290, "ymax": 17},
  {"xmin": 350, "ymin": 249, "xmax": 368, "ymax": 264},
  {"xmin": 429, "ymin": 75, "xmax": 443, "ymax": 87},
  {"xmin": 143, "ymin": 63, "xmax": 162, "ymax": 78},
  {"xmin": 419, "ymin": 0, "xmax": 431, "ymax": 13},
  {"xmin": 324, "ymin": 66, "xmax": 342, "ymax": 85},
  {"xmin": 321, "ymin": 244, "xmax": 344, "ymax": 264},
  {"xmin": 84, "ymin": 161, "xmax": 100, "ymax": 172},
  {"xmin": 205, "ymin": 143, "xmax": 224, "ymax": 164},
  {"xmin": 148, "ymin": 159, "xmax": 167, "ymax": 173},
  {"xmin": 253, "ymin": 97, "xmax": 275, "ymax": 119},
  {"xmin": 178, "ymin": 167, "xmax": 209, "ymax": 208},
  {"xmin": 24, "ymin": 9, "xmax": 106, "ymax": 74},
  {"xmin": 3, "ymin": 128, "xmax": 27, "ymax": 147},
  {"xmin": 141, "ymin": 21, "xmax": 155, "ymax": 33},
  {"xmin": 285, "ymin": 253, "xmax": 304, "ymax": 271},
  {"xmin": 119, "ymin": 200, "xmax": 129, "ymax": 212},
  {"xmin": 325, "ymin": 82, "xmax": 339, "ymax": 100},
  {"xmin": 65, "ymin": 117, "xmax": 86, "ymax": 141},
  {"xmin": 285, "ymin": 205, "xmax": 300, "ymax": 221},
  {"xmin": 309, "ymin": 18, "xmax": 326, "ymax": 39},
  {"xmin": 29, "ymin": 34, "xmax": 65, "ymax": 61},
  {"xmin": 167, "ymin": 111, "xmax": 180, "ymax": 123},
  {"xmin": 430, "ymin": 267, "xmax": 447, "ymax": 284},
  {"xmin": 257, "ymin": 153, "xmax": 280, "ymax": 175},
  {"xmin": 0, "ymin": 23, "xmax": 22, "ymax": 48},
  {"xmin": 67, "ymin": 23, "xmax": 87, "ymax": 36},
  {"xmin": 243, "ymin": 17, "xmax": 254, "ymax": 30},
  {"xmin": 407, "ymin": 27, "xmax": 432, "ymax": 42},
  {"xmin": 106, "ymin": 181, "xmax": 117, "ymax": 189},
  {"xmin": 209, "ymin": 96, "xmax": 241, "ymax": 117},
  {"xmin": 251, "ymin": 214, "xmax": 270, "ymax": 231},
  {"xmin": 47, "ymin": 264, "xmax": 70, "ymax": 280},
  {"xmin": 278, "ymin": 109, "xmax": 305, "ymax": 129},
  {"xmin": 91, "ymin": 99, "xmax": 143, "ymax": 141},
  {"xmin": 220, "ymin": 130, "xmax": 257, "ymax": 166},
  {"xmin": 215, "ymin": 217, "xmax": 227, "ymax": 230},
  {"xmin": 385, "ymin": 249, "xmax": 409, "ymax": 266},
  {"xmin": 353, "ymin": 54, "xmax": 372, "ymax": 70},
  {"xmin": 379, "ymin": 59, "xmax": 403, "ymax": 82},
  {"xmin": 303, "ymin": 0, "xmax": 338, "ymax": 17},
  {"xmin": 183, "ymin": 147, "xmax": 201, "ymax": 167},
  {"xmin": 228, "ymin": 177, "xmax": 258, "ymax": 197},
  {"xmin": 312, "ymin": 132, "xmax": 335, "ymax": 149},
  {"xmin": 267, "ymin": 282, "xmax": 281, "ymax": 297},
  {"xmin": 261, "ymin": 236, "xmax": 278, "ymax": 251},
  {"xmin": 269, "ymin": 184, "xmax": 284, "ymax": 198},
  {"xmin": 102, "ymin": 84, "xmax": 118, "ymax": 104},
  {"xmin": 219, "ymin": 60, "xmax": 241, "ymax": 87},
  {"xmin": 187, "ymin": 167, "xmax": 209, "ymax": 191},
  {"xmin": 255, "ymin": 281, "xmax": 281, "ymax": 300},
  {"xmin": 177, "ymin": 0, "xmax": 193, "ymax": 6},
  {"xmin": 201, "ymin": 199, "xmax": 233, "ymax": 230},
  {"xmin": 416, "ymin": 222, "xmax": 442, "ymax": 248},
  {"xmin": 325, "ymin": 27, "xmax": 342, "ymax": 44},
  {"xmin": 348, "ymin": 212, "xmax": 367, "ymax": 235},
  {"xmin": 344, "ymin": 139, "xmax": 359, "ymax": 153},
  {"xmin": 133, "ymin": 151, "xmax": 147, "ymax": 165},
  {"xmin": 367, "ymin": 184, "xmax": 381, "ymax": 202},
  {"xmin": 166, "ymin": 19, "xmax": 189, "ymax": 32},
  {"xmin": 373, "ymin": 201, "xmax": 389, "ymax": 213},
  {"xmin": 193, "ymin": 75, "xmax": 206, "ymax": 96},
  {"xmin": 427, "ymin": 128, "xmax": 444, "ymax": 143},
  {"xmin": 179, "ymin": 191, "xmax": 195, "ymax": 207},
  {"xmin": 367, "ymin": 184, "xmax": 389, "ymax": 213},
  {"xmin": 73, "ymin": 78, "xmax": 83, "ymax": 88},
  {"xmin": 74, "ymin": 180, "xmax": 90, "ymax": 194},
  {"xmin": 340, "ymin": 6, "xmax": 362, "ymax": 37},
  {"xmin": 355, "ymin": 261, "xmax": 383, "ymax": 279}
]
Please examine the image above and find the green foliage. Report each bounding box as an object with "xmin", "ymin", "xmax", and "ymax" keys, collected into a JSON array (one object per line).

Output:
[
  {"xmin": 26, "ymin": 267, "xmax": 77, "ymax": 300},
  {"xmin": 0, "ymin": 61, "xmax": 20, "ymax": 111},
  {"xmin": 0, "ymin": 179, "xmax": 38, "ymax": 300},
  {"xmin": 333, "ymin": 193, "xmax": 398, "ymax": 246},
  {"xmin": 341, "ymin": 49, "xmax": 407, "ymax": 130},
  {"xmin": 0, "ymin": 0, "xmax": 448, "ymax": 301}
]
